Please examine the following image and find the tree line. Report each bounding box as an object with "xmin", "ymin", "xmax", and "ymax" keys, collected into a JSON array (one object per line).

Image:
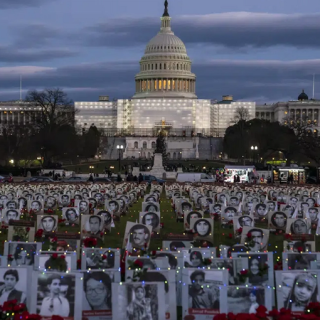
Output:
[
  {"xmin": 0, "ymin": 89, "xmax": 101, "ymax": 168},
  {"xmin": 223, "ymin": 107, "xmax": 320, "ymax": 166}
]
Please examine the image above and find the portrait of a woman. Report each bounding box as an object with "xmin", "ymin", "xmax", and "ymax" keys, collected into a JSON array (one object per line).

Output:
[
  {"xmin": 193, "ymin": 219, "xmax": 211, "ymax": 237},
  {"xmin": 284, "ymin": 273, "xmax": 317, "ymax": 312},
  {"xmin": 184, "ymin": 251, "xmax": 203, "ymax": 268},
  {"xmin": 248, "ymin": 290, "xmax": 264, "ymax": 314},
  {"xmin": 84, "ymin": 272, "xmax": 112, "ymax": 311},
  {"xmin": 126, "ymin": 286, "xmax": 152, "ymax": 320},
  {"xmin": 246, "ymin": 256, "xmax": 268, "ymax": 286}
]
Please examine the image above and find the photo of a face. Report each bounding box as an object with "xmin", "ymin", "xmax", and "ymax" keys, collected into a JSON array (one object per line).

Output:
[
  {"xmin": 78, "ymin": 201, "xmax": 89, "ymax": 214},
  {"xmin": 46, "ymin": 196, "xmax": 57, "ymax": 209},
  {"xmin": 145, "ymin": 203, "xmax": 158, "ymax": 213},
  {"xmin": 223, "ymin": 207, "xmax": 237, "ymax": 222},
  {"xmin": 39, "ymin": 216, "xmax": 58, "ymax": 232},
  {"xmin": 142, "ymin": 213, "xmax": 160, "ymax": 232},
  {"xmin": 88, "ymin": 216, "xmax": 102, "ymax": 235},
  {"xmin": 308, "ymin": 208, "xmax": 319, "ymax": 222},
  {"xmin": 107, "ymin": 201, "xmax": 119, "ymax": 214},
  {"xmin": 6, "ymin": 201, "xmax": 17, "ymax": 210},
  {"xmin": 286, "ymin": 253, "xmax": 317, "ymax": 270},
  {"xmin": 96, "ymin": 210, "xmax": 112, "ymax": 227},
  {"xmin": 290, "ymin": 219, "xmax": 309, "ymax": 235},
  {"xmin": 130, "ymin": 225, "xmax": 150, "ymax": 248},
  {"xmin": 267, "ymin": 201, "xmax": 276, "ymax": 212},
  {"xmin": 65, "ymin": 208, "xmax": 79, "ymax": 223},
  {"xmin": 84, "ymin": 249, "xmax": 116, "ymax": 269},
  {"xmin": 212, "ymin": 204, "xmax": 222, "ymax": 215},
  {"xmin": 4, "ymin": 209, "xmax": 20, "ymax": 224},
  {"xmin": 284, "ymin": 205, "xmax": 295, "ymax": 218},
  {"xmin": 255, "ymin": 204, "xmax": 267, "ymax": 217},
  {"xmin": 241, "ymin": 227, "xmax": 269, "ymax": 252},
  {"xmin": 238, "ymin": 216, "xmax": 253, "ymax": 227},
  {"xmin": 279, "ymin": 272, "xmax": 318, "ymax": 312},
  {"xmin": 61, "ymin": 195, "xmax": 70, "ymax": 207},
  {"xmin": 8, "ymin": 243, "xmax": 37, "ymax": 266},
  {"xmin": 270, "ymin": 212, "xmax": 287, "ymax": 229},
  {"xmin": 31, "ymin": 200, "xmax": 42, "ymax": 214},
  {"xmin": 18, "ymin": 197, "xmax": 27, "ymax": 209}
]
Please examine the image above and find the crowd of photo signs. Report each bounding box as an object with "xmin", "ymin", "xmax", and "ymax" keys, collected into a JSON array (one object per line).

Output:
[{"xmin": 0, "ymin": 182, "xmax": 320, "ymax": 320}]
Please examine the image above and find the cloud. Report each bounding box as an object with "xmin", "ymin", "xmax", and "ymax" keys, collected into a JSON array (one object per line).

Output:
[
  {"xmin": 81, "ymin": 12, "xmax": 320, "ymax": 49},
  {"xmin": 0, "ymin": 0, "xmax": 51, "ymax": 9},
  {"xmin": 0, "ymin": 46, "xmax": 77, "ymax": 62},
  {"xmin": 0, "ymin": 59, "xmax": 320, "ymax": 103}
]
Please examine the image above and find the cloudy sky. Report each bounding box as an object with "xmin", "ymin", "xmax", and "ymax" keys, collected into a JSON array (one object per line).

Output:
[{"xmin": 1, "ymin": 0, "xmax": 320, "ymax": 103}]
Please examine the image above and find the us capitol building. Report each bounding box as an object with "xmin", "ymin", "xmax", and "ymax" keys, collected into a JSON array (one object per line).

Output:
[
  {"xmin": 1, "ymin": 1, "xmax": 320, "ymax": 160},
  {"xmin": 74, "ymin": 1, "xmax": 256, "ymax": 160}
]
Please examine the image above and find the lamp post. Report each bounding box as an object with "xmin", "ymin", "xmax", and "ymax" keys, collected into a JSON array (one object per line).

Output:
[
  {"xmin": 251, "ymin": 146, "xmax": 258, "ymax": 163},
  {"xmin": 117, "ymin": 145, "xmax": 123, "ymax": 172}
]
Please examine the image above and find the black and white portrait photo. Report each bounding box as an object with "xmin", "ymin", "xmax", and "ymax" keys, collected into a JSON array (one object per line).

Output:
[
  {"xmin": 222, "ymin": 206, "xmax": 237, "ymax": 224},
  {"xmin": 229, "ymin": 196, "xmax": 240, "ymax": 207},
  {"xmin": 142, "ymin": 202, "xmax": 160, "ymax": 213},
  {"xmin": 82, "ymin": 215, "xmax": 104, "ymax": 238},
  {"xmin": 82, "ymin": 271, "xmax": 115, "ymax": 319},
  {"xmin": 255, "ymin": 203, "xmax": 268, "ymax": 218},
  {"xmin": 210, "ymin": 258, "xmax": 248, "ymax": 286},
  {"xmin": 89, "ymin": 198, "xmax": 98, "ymax": 210},
  {"xmin": 36, "ymin": 252, "xmax": 76, "ymax": 272},
  {"xmin": 286, "ymin": 218, "xmax": 311, "ymax": 235},
  {"xmin": 182, "ymin": 269, "xmax": 228, "ymax": 315},
  {"xmin": 18, "ymin": 197, "xmax": 28, "ymax": 210},
  {"xmin": 140, "ymin": 212, "xmax": 160, "ymax": 232},
  {"xmin": 227, "ymin": 287, "xmax": 268, "ymax": 314},
  {"xmin": 112, "ymin": 282, "xmax": 165, "ymax": 320},
  {"xmin": 29, "ymin": 200, "xmax": 43, "ymax": 214},
  {"xmin": 105, "ymin": 200, "xmax": 120, "ymax": 215},
  {"xmin": 5, "ymin": 200, "xmax": 18, "ymax": 210},
  {"xmin": 183, "ymin": 249, "xmax": 215, "ymax": 268},
  {"xmin": 78, "ymin": 200, "xmax": 89, "ymax": 214},
  {"xmin": 2, "ymin": 209, "xmax": 20, "ymax": 224},
  {"xmin": 8, "ymin": 225, "xmax": 35, "ymax": 242},
  {"xmin": 96, "ymin": 210, "xmax": 113, "ymax": 231},
  {"xmin": 234, "ymin": 253, "xmax": 271, "ymax": 286},
  {"xmin": 234, "ymin": 216, "xmax": 254, "ymax": 230},
  {"xmin": 123, "ymin": 222, "xmax": 152, "ymax": 250},
  {"xmin": 34, "ymin": 272, "xmax": 81, "ymax": 319},
  {"xmin": 284, "ymin": 240, "xmax": 315, "ymax": 253},
  {"xmin": 4, "ymin": 242, "xmax": 41, "ymax": 266},
  {"xmin": 82, "ymin": 248, "xmax": 120, "ymax": 270},
  {"xmin": 276, "ymin": 271, "xmax": 319, "ymax": 313},
  {"xmin": 184, "ymin": 211, "xmax": 203, "ymax": 230},
  {"xmin": 0, "ymin": 268, "xmax": 27, "ymax": 306},
  {"xmin": 60, "ymin": 194, "xmax": 71, "ymax": 207},
  {"xmin": 306, "ymin": 207, "xmax": 319, "ymax": 223},
  {"xmin": 283, "ymin": 253, "xmax": 318, "ymax": 270},
  {"xmin": 266, "ymin": 201, "xmax": 277, "ymax": 213},
  {"xmin": 45, "ymin": 196, "xmax": 57, "ymax": 209},
  {"xmin": 154, "ymin": 252, "xmax": 180, "ymax": 270},
  {"xmin": 268, "ymin": 211, "xmax": 288, "ymax": 230},
  {"xmin": 190, "ymin": 218, "xmax": 213, "ymax": 241},
  {"xmin": 37, "ymin": 215, "xmax": 58, "ymax": 233},
  {"xmin": 126, "ymin": 270, "xmax": 177, "ymax": 320},
  {"xmin": 240, "ymin": 227, "xmax": 270, "ymax": 252},
  {"xmin": 62, "ymin": 208, "xmax": 80, "ymax": 225}
]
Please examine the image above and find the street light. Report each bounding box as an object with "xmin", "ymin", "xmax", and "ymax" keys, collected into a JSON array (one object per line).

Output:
[
  {"xmin": 117, "ymin": 145, "xmax": 124, "ymax": 172},
  {"xmin": 250, "ymin": 146, "xmax": 258, "ymax": 163}
]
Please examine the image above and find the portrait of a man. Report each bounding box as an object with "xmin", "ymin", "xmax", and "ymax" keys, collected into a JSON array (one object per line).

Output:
[
  {"xmin": 64, "ymin": 208, "xmax": 79, "ymax": 224},
  {"xmin": 4, "ymin": 209, "xmax": 20, "ymax": 224},
  {"xmin": 38, "ymin": 216, "xmax": 58, "ymax": 232},
  {"xmin": 266, "ymin": 201, "xmax": 276, "ymax": 212},
  {"xmin": 6, "ymin": 201, "xmax": 18, "ymax": 210},
  {"xmin": 0, "ymin": 269, "xmax": 26, "ymax": 305},
  {"xmin": 128, "ymin": 224, "xmax": 151, "ymax": 249},
  {"xmin": 89, "ymin": 198, "xmax": 98, "ymax": 209},
  {"xmin": 308, "ymin": 208, "xmax": 319, "ymax": 222},
  {"xmin": 238, "ymin": 216, "xmax": 253, "ymax": 227},
  {"xmin": 188, "ymin": 270, "xmax": 220, "ymax": 310},
  {"xmin": 60, "ymin": 195, "xmax": 70, "ymax": 207},
  {"xmin": 30, "ymin": 200, "xmax": 42, "ymax": 214},
  {"xmin": 107, "ymin": 200, "xmax": 119, "ymax": 214},
  {"xmin": 181, "ymin": 202, "xmax": 192, "ymax": 214},
  {"xmin": 141, "ymin": 212, "xmax": 160, "ymax": 232},
  {"xmin": 88, "ymin": 216, "xmax": 103, "ymax": 235},
  {"xmin": 18, "ymin": 197, "xmax": 27, "ymax": 209},
  {"xmin": 229, "ymin": 197, "xmax": 239, "ymax": 207},
  {"xmin": 255, "ymin": 204, "xmax": 267, "ymax": 217},
  {"xmin": 243, "ymin": 228, "xmax": 268, "ymax": 252},
  {"xmin": 96, "ymin": 210, "xmax": 113, "ymax": 228},
  {"xmin": 211, "ymin": 204, "xmax": 222, "ymax": 215},
  {"xmin": 46, "ymin": 196, "xmax": 57, "ymax": 209},
  {"xmin": 223, "ymin": 207, "xmax": 237, "ymax": 222},
  {"xmin": 78, "ymin": 200, "xmax": 89, "ymax": 214}
]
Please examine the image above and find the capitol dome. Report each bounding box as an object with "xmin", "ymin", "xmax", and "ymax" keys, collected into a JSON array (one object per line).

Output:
[{"xmin": 133, "ymin": 0, "xmax": 197, "ymax": 99}]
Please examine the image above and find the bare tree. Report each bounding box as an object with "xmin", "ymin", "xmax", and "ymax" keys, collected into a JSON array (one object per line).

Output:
[
  {"xmin": 25, "ymin": 88, "xmax": 76, "ymax": 165},
  {"xmin": 232, "ymin": 107, "xmax": 250, "ymax": 124}
]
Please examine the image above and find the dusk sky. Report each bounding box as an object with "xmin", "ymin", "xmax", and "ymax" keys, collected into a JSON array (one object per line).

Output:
[{"xmin": 1, "ymin": 0, "xmax": 320, "ymax": 103}]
